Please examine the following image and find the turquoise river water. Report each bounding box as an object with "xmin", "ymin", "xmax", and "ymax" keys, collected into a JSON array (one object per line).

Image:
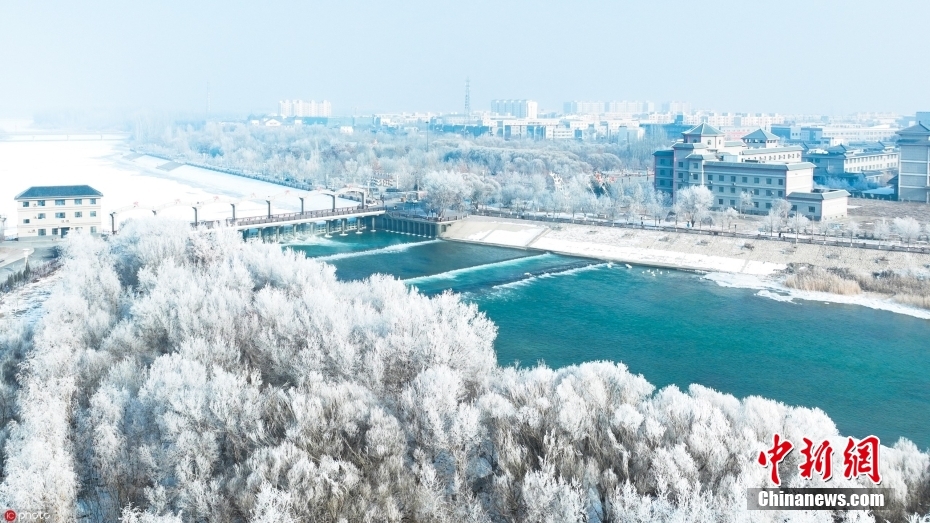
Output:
[{"xmin": 288, "ymin": 232, "xmax": 930, "ymax": 450}]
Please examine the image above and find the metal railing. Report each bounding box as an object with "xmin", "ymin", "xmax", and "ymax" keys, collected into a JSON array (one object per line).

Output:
[
  {"xmin": 192, "ymin": 205, "xmax": 386, "ymax": 229},
  {"xmin": 472, "ymin": 209, "xmax": 930, "ymax": 254}
]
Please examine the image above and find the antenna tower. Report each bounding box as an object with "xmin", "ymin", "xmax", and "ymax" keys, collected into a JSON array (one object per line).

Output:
[{"xmin": 464, "ymin": 77, "xmax": 471, "ymax": 119}]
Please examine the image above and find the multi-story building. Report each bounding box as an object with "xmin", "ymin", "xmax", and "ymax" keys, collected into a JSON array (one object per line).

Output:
[
  {"xmin": 896, "ymin": 122, "xmax": 930, "ymax": 202},
  {"xmin": 15, "ymin": 185, "xmax": 103, "ymax": 239},
  {"xmin": 564, "ymin": 101, "xmax": 605, "ymax": 115},
  {"xmin": 798, "ymin": 125, "xmax": 898, "ymax": 146},
  {"xmin": 662, "ymin": 101, "xmax": 691, "ymax": 114},
  {"xmin": 491, "ymin": 100, "xmax": 538, "ymax": 119},
  {"xmin": 278, "ymin": 99, "xmax": 332, "ymax": 118},
  {"xmin": 654, "ymin": 125, "xmax": 824, "ymax": 214},
  {"xmin": 802, "ymin": 144, "xmax": 898, "ymax": 184}
]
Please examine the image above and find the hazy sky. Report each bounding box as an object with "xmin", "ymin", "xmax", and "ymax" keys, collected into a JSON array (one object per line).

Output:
[{"xmin": 1, "ymin": 0, "xmax": 928, "ymax": 117}]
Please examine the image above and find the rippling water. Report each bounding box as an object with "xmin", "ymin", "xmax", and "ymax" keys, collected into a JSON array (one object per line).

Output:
[{"xmin": 288, "ymin": 232, "xmax": 930, "ymax": 449}]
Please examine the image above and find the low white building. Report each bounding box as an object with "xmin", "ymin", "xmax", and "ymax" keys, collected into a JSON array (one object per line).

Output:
[
  {"xmin": 15, "ymin": 185, "xmax": 104, "ymax": 239},
  {"xmin": 787, "ymin": 189, "xmax": 850, "ymax": 220}
]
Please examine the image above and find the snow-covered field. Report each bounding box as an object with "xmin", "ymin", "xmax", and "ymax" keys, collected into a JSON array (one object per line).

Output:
[{"xmin": 0, "ymin": 140, "xmax": 355, "ymax": 236}]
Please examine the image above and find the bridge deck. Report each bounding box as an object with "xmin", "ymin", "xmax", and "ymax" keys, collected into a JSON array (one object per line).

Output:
[{"xmin": 195, "ymin": 205, "xmax": 386, "ymax": 230}]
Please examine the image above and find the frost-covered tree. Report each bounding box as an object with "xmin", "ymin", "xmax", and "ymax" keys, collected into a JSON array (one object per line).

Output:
[
  {"xmin": 675, "ymin": 186, "xmax": 713, "ymax": 226},
  {"xmin": 874, "ymin": 218, "xmax": 891, "ymax": 244},
  {"xmin": 0, "ymin": 219, "xmax": 927, "ymax": 523},
  {"xmin": 894, "ymin": 217, "xmax": 921, "ymax": 245}
]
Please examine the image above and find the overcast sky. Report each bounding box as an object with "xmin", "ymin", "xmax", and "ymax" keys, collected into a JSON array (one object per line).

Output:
[{"xmin": 1, "ymin": 0, "xmax": 928, "ymax": 118}]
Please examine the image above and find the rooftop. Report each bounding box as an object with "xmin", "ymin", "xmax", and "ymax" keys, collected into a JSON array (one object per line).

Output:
[
  {"xmin": 683, "ymin": 123, "xmax": 724, "ymax": 136},
  {"xmin": 15, "ymin": 185, "xmax": 104, "ymax": 199},
  {"xmin": 897, "ymin": 122, "xmax": 930, "ymax": 135},
  {"xmin": 742, "ymin": 128, "xmax": 780, "ymax": 141},
  {"xmin": 787, "ymin": 189, "xmax": 850, "ymax": 201}
]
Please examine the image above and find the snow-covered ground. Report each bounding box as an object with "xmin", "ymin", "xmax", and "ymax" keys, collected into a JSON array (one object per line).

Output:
[
  {"xmin": 442, "ymin": 216, "xmax": 930, "ymax": 319},
  {"xmin": 0, "ymin": 141, "xmax": 356, "ymax": 236},
  {"xmin": 705, "ymin": 271, "xmax": 930, "ymax": 320}
]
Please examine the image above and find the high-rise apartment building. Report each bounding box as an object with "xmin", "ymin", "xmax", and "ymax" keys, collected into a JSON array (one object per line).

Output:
[
  {"xmin": 491, "ymin": 100, "xmax": 538, "ymax": 119},
  {"xmin": 279, "ymin": 100, "xmax": 332, "ymax": 118},
  {"xmin": 662, "ymin": 101, "xmax": 692, "ymax": 114}
]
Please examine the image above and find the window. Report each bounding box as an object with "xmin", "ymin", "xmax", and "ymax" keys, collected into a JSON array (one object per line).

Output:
[
  {"xmin": 74, "ymin": 211, "xmax": 83, "ymax": 218},
  {"xmin": 75, "ymin": 199, "xmax": 82, "ymax": 205},
  {"xmin": 38, "ymin": 200, "xmax": 45, "ymax": 206},
  {"xmin": 38, "ymin": 229, "xmax": 46, "ymax": 236},
  {"xmin": 692, "ymin": 174, "xmax": 698, "ymax": 180},
  {"xmin": 766, "ymin": 203, "xmax": 772, "ymax": 209},
  {"xmin": 730, "ymin": 176, "xmax": 736, "ymax": 182},
  {"xmin": 90, "ymin": 226, "xmax": 98, "ymax": 234},
  {"xmin": 742, "ymin": 177, "xmax": 748, "ymax": 183},
  {"xmin": 766, "ymin": 190, "xmax": 773, "ymax": 196},
  {"xmin": 52, "ymin": 228, "xmax": 59, "ymax": 235},
  {"xmin": 37, "ymin": 213, "xmax": 45, "ymax": 219},
  {"xmin": 753, "ymin": 189, "xmax": 760, "ymax": 195},
  {"xmin": 778, "ymin": 179, "xmax": 783, "ymax": 185},
  {"xmin": 678, "ymin": 172, "xmax": 683, "ymax": 179},
  {"xmin": 754, "ymin": 202, "xmax": 759, "ymax": 208},
  {"xmin": 719, "ymin": 187, "xmax": 725, "ymax": 193},
  {"xmin": 90, "ymin": 198, "xmax": 97, "ymax": 204},
  {"xmin": 23, "ymin": 219, "xmax": 30, "ymax": 224},
  {"xmin": 753, "ymin": 177, "xmax": 760, "ymax": 183},
  {"xmin": 791, "ymin": 205, "xmax": 797, "ymax": 211},
  {"xmin": 718, "ymin": 198, "xmax": 724, "ymax": 205},
  {"xmin": 730, "ymin": 187, "xmax": 736, "ymax": 193},
  {"xmin": 21, "ymin": 202, "xmax": 28, "ymax": 208},
  {"xmin": 90, "ymin": 211, "xmax": 97, "ymax": 217},
  {"xmin": 678, "ymin": 162, "xmax": 683, "ymax": 168},
  {"xmin": 55, "ymin": 212, "xmax": 65, "ymax": 219},
  {"xmin": 730, "ymin": 199, "xmax": 736, "ymax": 206},
  {"xmin": 692, "ymin": 162, "xmax": 698, "ymax": 169},
  {"xmin": 55, "ymin": 199, "xmax": 65, "ymax": 206},
  {"xmin": 778, "ymin": 191, "xmax": 783, "ymax": 197},
  {"xmin": 707, "ymin": 175, "xmax": 713, "ymax": 181},
  {"xmin": 808, "ymin": 206, "xmax": 816, "ymax": 213},
  {"xmin": 766, "ymin": 178, "xmax": 772, "ymax": 184}
]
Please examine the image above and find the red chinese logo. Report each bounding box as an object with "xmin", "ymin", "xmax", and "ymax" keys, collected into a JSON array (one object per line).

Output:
[
  {"xmin": 843, "ymin": 435, "xmax": 882, "ymax": 484},
  {"xmin": 757, "ymin": 434, "xmax": 882, "ymax": 485},
  {"xmin": 757, "ymin": 433, "xmax": 794, "ymax": 485},
  {"xmin": 799, "ymin": 437, "xmax": 833, "ymax": 481},
  {"xmin": 3, "ymin": 510, "xmax": 15, "ymax": 522}
]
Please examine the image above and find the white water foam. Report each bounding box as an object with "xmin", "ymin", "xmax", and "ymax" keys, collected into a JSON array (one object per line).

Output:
[
  {"xmin": 403, "ymin": 253, "xmax": 554, "ymax": 285},
  {"xmin": 487, "ymin": 261, "xmax": 609, "ymax": 292},
  {"xmin": 313, "ymin": 239, "xmax": 441, "ymax": 261}
]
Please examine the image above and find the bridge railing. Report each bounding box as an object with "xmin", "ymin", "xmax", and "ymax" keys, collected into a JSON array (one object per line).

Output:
[
  {"xmin": 385, "ymin": 211, "xmax": 461, "ymax": 223},
  {"xmin": 192, "ymin": 205, "xmax": 386, "ymax": 229}
]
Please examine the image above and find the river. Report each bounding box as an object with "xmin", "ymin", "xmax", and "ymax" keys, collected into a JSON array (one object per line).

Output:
[{"xmin": 289, "ymin": 231, "xmax": 930, "ymax": 450}]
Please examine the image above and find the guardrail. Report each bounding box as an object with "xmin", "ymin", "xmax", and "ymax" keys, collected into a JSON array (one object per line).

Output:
[
  {"xmin": 472, "ymin": 209, "xmax": 930, "ymax": 254},
  {"xmin": 193, "ymin": 205, "xmax": 386, "ymax": 229},
  {"xmin": 385, "ymin": 211, "xmax": 461, "ymax": 223}
]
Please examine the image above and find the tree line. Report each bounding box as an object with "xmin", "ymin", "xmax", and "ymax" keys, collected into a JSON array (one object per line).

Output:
[{"xmin": 0, "ymin": 220, "xmax": 926, "ymax": 522}]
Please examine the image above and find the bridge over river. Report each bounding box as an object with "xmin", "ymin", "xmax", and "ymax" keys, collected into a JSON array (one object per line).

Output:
[{"xmin": 108, "ymin": 187, "xmax": 462, "ymax": 240}]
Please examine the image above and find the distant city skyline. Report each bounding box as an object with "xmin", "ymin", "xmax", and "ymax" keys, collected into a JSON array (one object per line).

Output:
[{"xmin": 2, "ymin": 1, "xmax": 929, "ymax": 118}]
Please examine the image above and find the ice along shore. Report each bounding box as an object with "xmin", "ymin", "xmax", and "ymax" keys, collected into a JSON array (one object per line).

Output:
[{"xmin": 440, "ymin": 215, "xmax": 930, "ymax": 320}]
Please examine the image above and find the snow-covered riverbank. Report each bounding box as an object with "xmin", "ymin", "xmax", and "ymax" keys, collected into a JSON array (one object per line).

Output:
[{"xmin": 442, "ymin": 216, "xmax": 930, "ymax": 319}]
